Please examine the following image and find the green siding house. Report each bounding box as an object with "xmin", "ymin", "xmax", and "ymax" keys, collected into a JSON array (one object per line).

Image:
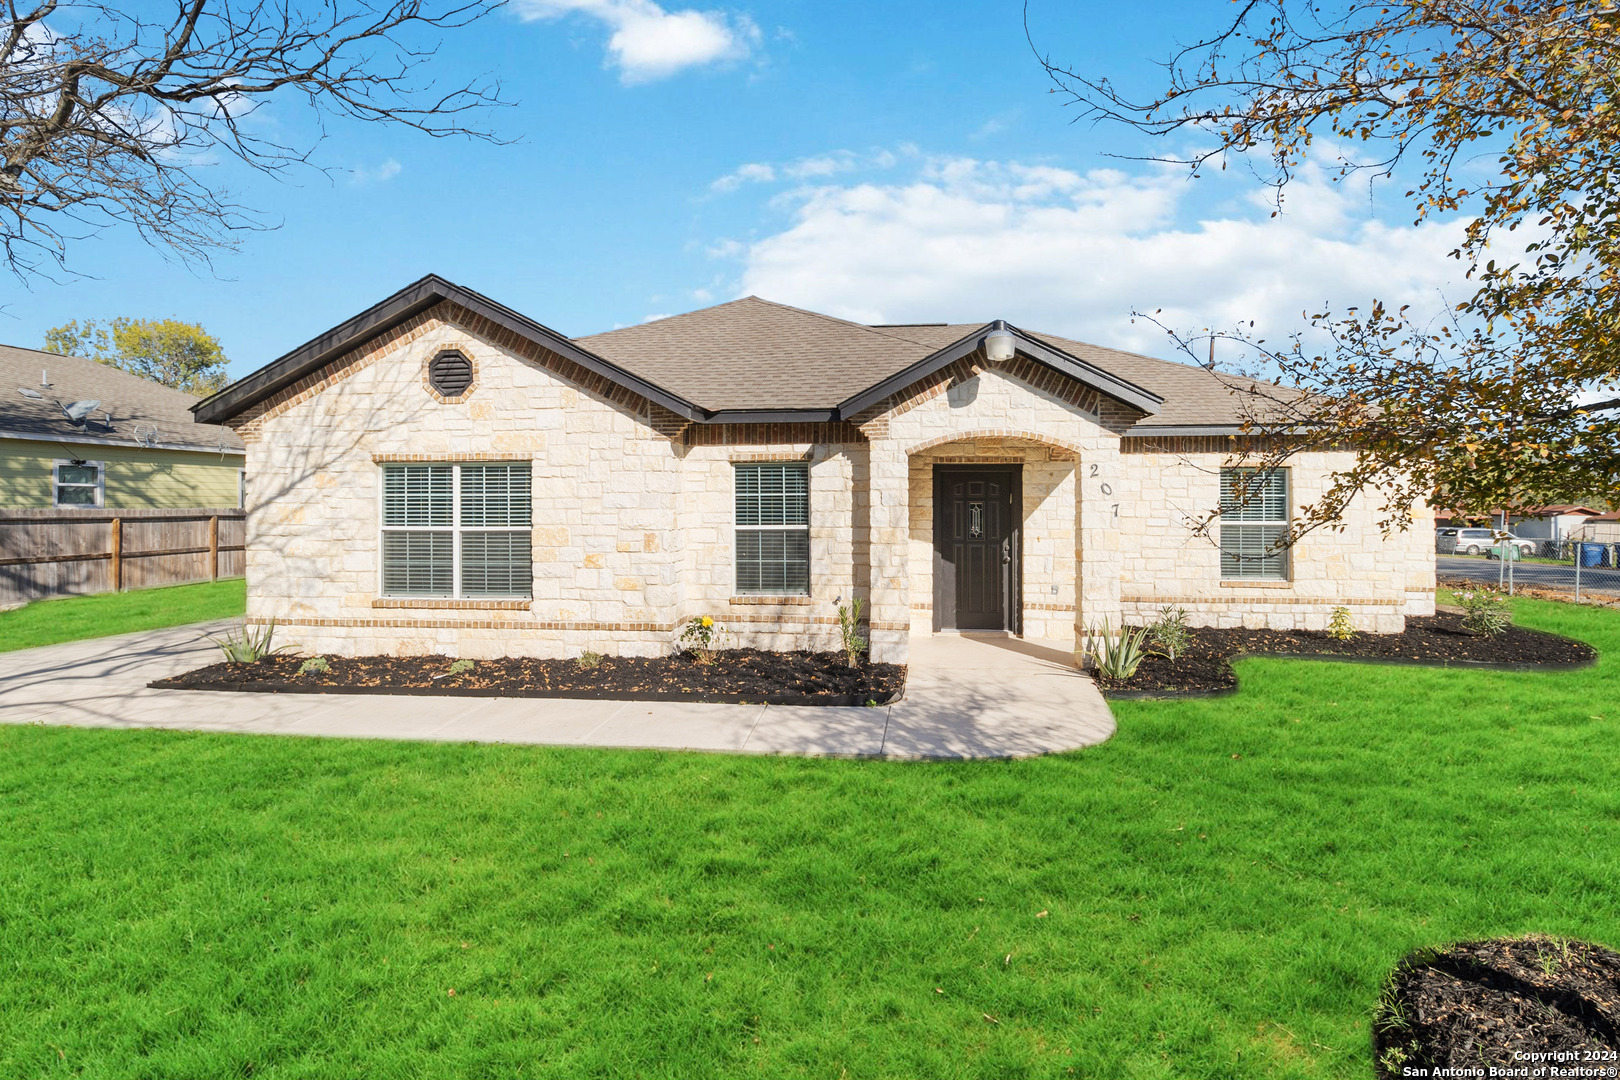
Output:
[{"xmin": 0, "ymin": 343, "xmax": 244, "ymax": 509}]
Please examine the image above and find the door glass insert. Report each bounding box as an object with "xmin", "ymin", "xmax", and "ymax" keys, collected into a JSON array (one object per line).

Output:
[{"xmin": 968, "ymin": 501, "xmax": 984, "ymax": 539}]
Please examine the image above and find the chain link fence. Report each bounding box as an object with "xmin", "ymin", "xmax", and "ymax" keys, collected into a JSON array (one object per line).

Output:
[{"xmin": 1436, "ymin": 539, "xmax": 1620, "ymax": 601}]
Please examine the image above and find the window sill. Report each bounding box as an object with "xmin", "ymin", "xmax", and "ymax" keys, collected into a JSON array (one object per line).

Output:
[
  {"xmin": 372, "ymin": 598, "xmax": 531, "ymax": 610},
  {"xmin": 729, "ymin": 595, "xmax": 814, "ymax": 605},
  {"xmin": 1218, "ymin": 580, "xmax": 1293, "ymax": 589}
]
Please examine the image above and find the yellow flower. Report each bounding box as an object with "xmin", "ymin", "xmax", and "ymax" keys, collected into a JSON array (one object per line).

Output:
[{"xmin": 701, "ymin": 616, "xmax": 713, "ymax": 627}]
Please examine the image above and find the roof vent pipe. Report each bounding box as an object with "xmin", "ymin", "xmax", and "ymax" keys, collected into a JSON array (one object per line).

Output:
[{"xmin": 983, "ymin": 327, "xmax": 1016, "ymax": 363}]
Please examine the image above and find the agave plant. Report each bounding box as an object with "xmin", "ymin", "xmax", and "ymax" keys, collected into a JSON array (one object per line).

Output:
[
  {"xmin": 210, "ymin": 620, "xmax": 292, "ymax": 664},
  {"xmin": 1086, "ymin": 618, "xmax": 1148, "ymax": 681}
]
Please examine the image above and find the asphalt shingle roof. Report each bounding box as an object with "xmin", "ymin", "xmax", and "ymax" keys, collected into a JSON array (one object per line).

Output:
[
  {"xmin": 0, "ymin": 343, "xmax": 244, "ymax": 453},
  {"xmin": 579, "ymin": 297, "xmax": 1268, "ymax": 427},
  {"xmin": 576, "ymin": 297, "xmax": 971, "ymax": 412}
]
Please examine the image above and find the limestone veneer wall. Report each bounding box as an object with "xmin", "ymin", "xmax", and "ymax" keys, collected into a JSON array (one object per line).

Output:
[{"xmin": 1113, "ymin": 451, "xmax": 1437, "ymax": 632}]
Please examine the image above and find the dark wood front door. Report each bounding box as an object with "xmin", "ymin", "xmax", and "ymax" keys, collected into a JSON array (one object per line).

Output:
[{"xmin": 933, "ymin": 467, "xmax": 1020, "ymax": 632}]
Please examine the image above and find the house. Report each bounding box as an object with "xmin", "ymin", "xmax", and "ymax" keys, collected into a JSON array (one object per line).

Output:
[
  {"xmin": 1574, "ymin": 510, "xmax": 1620, "ymax": 544},
  {"xmin": 1508, "ymin": 505, "xmax": 1605, "ymax": 543},
  {"xmin": 1, "ymin": 343, "xmax": 244, "ymax": 508},
  {"xmin": 193, "ymin": 275, "xmax": 1435, "ymax": 664}
]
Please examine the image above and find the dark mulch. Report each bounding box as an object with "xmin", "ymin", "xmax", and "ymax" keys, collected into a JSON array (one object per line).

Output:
[
  {"xmin": 1100, "ymin": 611, "xmax": 1595, "ymax": 697},
  {"xmin": 150, "ymin": 649, "xmax": 906, "ymax": 706},
  {"xmin": 1373, "ymin": 936, "xmax": 1620, "ymax": 1078}
]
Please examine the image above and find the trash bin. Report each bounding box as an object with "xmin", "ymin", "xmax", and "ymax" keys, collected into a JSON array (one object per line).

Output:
[
  {"xmin": 1492, "ymin": 542, "xmax": 1521, "ymax": 561},
  {"xmin": 1580, "ymin": 543, "xmax": 1604, "ymax": 568}
]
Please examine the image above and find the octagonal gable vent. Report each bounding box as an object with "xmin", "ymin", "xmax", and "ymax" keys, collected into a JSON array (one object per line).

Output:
[{"xmin": 428, "ymin": 350, "xmax": 474, "ymax": 398}]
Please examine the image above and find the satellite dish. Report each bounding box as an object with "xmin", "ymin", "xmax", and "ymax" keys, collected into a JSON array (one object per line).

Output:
[
  {"xmin": 62, "ymin": 398, "xmax": 101, "ymax": 422},
  {"xmin": 17, "ymin": 387, "xmax": 42, "ymax": 398}
]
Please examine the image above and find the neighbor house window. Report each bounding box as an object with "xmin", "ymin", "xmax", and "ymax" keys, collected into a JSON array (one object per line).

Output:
[
  {"xmin": 735, "ymin": 463, "xmax": 809, "ymax": 594},
  {"xmin": 380, "ymin": 462, "xmax": 532, "ymax": 598},
  {"xmin": 1219, "ymin": 467, "xmax": 1289, "ymax": 580},
  {"xmin": 53, "ymin": 460, "xmax": 103, "ymax": 507}
]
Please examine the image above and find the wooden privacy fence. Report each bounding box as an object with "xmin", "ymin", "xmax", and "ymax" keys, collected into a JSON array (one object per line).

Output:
[{"xmin": 0, "ymin": 507, "xmax": 245, "ymax": 607}]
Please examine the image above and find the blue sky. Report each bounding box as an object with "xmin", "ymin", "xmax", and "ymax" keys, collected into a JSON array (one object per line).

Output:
[{"xmin": 9, "ymin": 0, "xmax": 1476, "ymax": 380}]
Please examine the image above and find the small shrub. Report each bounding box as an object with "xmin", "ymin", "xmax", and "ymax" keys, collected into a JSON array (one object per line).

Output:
[
  {"xmin": 209, "ymin": 620, "xmax": 292, "ymax": 663},
  {"xmin": 677, "ymin": 615, "xmax": 733, "ymax": 665},
  {"xmin": 836, "ymin": 597, "xmax": 868, "ymax": 667},
  {"xmin": 576, "ymin": 650, "xmax": 603, "ymax": 670},
  {"xmin": 1326, "ymin": 606, "xmax": 1356, "ymax": 641},
  {"xmin": 1086, "ymin": 619, "xmax": 1148, "ymax": 681},
  {"xmin": 1146, "ymin": 605, "xmax": 1191, "ymax": 660},
  {"xmin": 1456, "ymin": 586, "xmax": 1513, "ymax": 637},
  {"xmin": 297, "ymin": 656, "xmax": 330, "ymax": 675},
  {"xmin": 448, "ymin": 659, "xmax": 475, "ymax": 675}
]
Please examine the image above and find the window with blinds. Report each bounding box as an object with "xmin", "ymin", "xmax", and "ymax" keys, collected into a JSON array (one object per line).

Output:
[
  {"xmin": 735, "ymin": 463, "xmax": 810, "ymax": 594},
  {"xmin": 1219, "ymin": 468, "xmax": 1290, "ymax": 580},
  {"xmin": 380, "ymin": 463, "xmax": 532, "ymax": 597}
]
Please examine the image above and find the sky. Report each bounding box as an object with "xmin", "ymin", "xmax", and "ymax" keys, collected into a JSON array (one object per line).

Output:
[{"xmin": 7, "ymin": 0, "xmax": 1480, "ymax": 381}]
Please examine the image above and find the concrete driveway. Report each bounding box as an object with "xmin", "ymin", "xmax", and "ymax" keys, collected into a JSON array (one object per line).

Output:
[{"xmin": 0, "ymin": 622, "xmax": 1115, "ymax": 760}]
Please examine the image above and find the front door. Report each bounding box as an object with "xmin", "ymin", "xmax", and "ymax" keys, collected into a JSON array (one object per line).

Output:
[{"xmin": 933, "ymin": 467, "xmax": 1020, "ymax": 632}]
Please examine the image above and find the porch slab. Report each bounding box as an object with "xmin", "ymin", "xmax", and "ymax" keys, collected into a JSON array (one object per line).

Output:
[{"xmin": 0, "ymin": 622, "xmax": 1117, "ymax": 759}]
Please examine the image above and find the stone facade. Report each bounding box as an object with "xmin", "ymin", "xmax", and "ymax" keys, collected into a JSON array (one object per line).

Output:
[{"xmin": 235, "ymin": 304, "xmax": 1436, "ymax": 664}]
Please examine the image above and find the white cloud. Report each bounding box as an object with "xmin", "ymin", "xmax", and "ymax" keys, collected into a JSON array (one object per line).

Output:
[
  {"xmin": 348, "ymin": 158, "xmax": 402, "ymax": 186},
  {"xmin": 715, "ymin": 154, "xmax": 1474, "ymax": 355},
  {"xmin": 710, "ymin": 161, "xmax": 775, "ymax": 192},
  {"xmin": 517, "ymin": 0, "xmax": 758, "ymax": 83},
  {"xmin": 709, "ymin": 149, "xmax": 898, "ymax": 194}
]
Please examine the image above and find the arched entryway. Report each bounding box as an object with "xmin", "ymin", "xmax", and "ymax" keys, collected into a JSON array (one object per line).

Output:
[{"xmin": 903, "ymin": 433, "xmax": 1081, "ymax": 645}]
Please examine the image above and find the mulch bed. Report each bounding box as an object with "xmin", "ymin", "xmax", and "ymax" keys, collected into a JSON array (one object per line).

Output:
[
  {"xmin": 150, "ymin": 649, "xmax": 906, "ymax": 707},
  {"xmin": 1099, "ymin": 611, "xmax": 1595, "ymax": 698},
  {"xmin": 1373, "ymin": 936, "xmax": 1620, "ymax": 1078}
]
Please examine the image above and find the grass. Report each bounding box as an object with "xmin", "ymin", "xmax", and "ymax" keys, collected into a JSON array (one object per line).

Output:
[
  {"xmin": 0, "ymin": 578, "xmax": 246, "ymax": 653},
  {"xmin": 0, "ymin": 595, "xmax": 1615, "ymax": 1078}
]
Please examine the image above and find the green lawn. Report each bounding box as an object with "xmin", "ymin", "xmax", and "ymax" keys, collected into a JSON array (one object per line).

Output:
[
  {"xmin": 1, "ymin": 596, "xmax": 1615, "ymax": 1079},
  {"xmin": 0, "ymin": 578, "xmax": 245, "ymax": 653}
]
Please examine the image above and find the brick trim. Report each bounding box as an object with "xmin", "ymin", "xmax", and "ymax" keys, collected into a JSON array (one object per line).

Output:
[
  {"xmin": 1121, "ymin": 595, "xmax": 1403, "ymax": 608},
  {"xmin": 372, "ymin": 598, "xmax": 531, "ymax": 610},
  {"xmin": 251, "ymin": 615, "xmax": 676, "ymax": 632},
  {"xmin": 371, "ymin": 452, "xmax": 532, "ymax": 463},
  {"xmin": 728, "ymin": 451, "xmax": 816, "ymax": 463},
  {"xmin": 906, "ymin": 428, "xmax": 1085, "ymax": 458},
  {"xmin": 729, "ymin": 595, "xmax": 815, "ymax": 606}
]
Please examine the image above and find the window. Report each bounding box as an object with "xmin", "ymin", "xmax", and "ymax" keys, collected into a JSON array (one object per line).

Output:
[
  {"xmin": 735, "ymin": 463, "xmax": 809, "ymax": 595},
  {"xmin": 53, "ymin": 460, "xmax": 103, "ymax": 507},
  {"xmin": 1219, "ymin": 467, "xmax": 1289, "ymax": 580},
  {"xmin": 380, "ymin": 462, "xmax": 532, "ymax": 598}
]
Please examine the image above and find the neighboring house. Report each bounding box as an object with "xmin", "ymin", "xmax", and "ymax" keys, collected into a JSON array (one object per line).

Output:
[
  {"xmin": 1509, "ymin": 505, "xmax": 1604, "ymax": 543},
  {"xmin": 1575, "ymin": 510, "xmax": 1620, "ymax": 544},
  {"xmin": 194, "ymin": 275, "xmax": 1435, "ymax": 664},
  {"xmin": 1, "ymin": 343, "xmax": 244, "ymax": 508}
]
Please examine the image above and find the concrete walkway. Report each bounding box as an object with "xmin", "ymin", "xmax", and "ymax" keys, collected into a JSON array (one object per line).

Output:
[{"xmin": 0, "ymin": 622, "xmax": 1116, "ymax": 759}]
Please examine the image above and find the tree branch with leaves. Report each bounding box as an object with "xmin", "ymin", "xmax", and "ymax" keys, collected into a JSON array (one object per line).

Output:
[{"xmin": 1035, "ymin": 0, "xmax": 1620, "ymax": 538}]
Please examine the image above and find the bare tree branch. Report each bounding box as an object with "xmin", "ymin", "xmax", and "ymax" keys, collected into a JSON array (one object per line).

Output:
[{"xmin": 0, "ymin": 0, "xmax": 511, "ymax": 279}]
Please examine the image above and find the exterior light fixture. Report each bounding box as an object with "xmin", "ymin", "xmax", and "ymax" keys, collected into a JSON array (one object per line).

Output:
[{"xmin": 983, "ymin": 328, "xmax": 1016, "ymax": 363}]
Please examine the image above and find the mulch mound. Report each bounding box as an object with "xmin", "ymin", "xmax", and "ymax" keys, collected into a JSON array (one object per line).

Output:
[
  {"xmin": 151, "ymin": 649, "xmax": 906, "ymax": 706},
  {"xmin": 1100, "ymin": 611, "xmax": 1595, "ymax": 697},
  {"xmin": 1373, "ymin": 936, "xmax": 1620, "ymax": 1078}
]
